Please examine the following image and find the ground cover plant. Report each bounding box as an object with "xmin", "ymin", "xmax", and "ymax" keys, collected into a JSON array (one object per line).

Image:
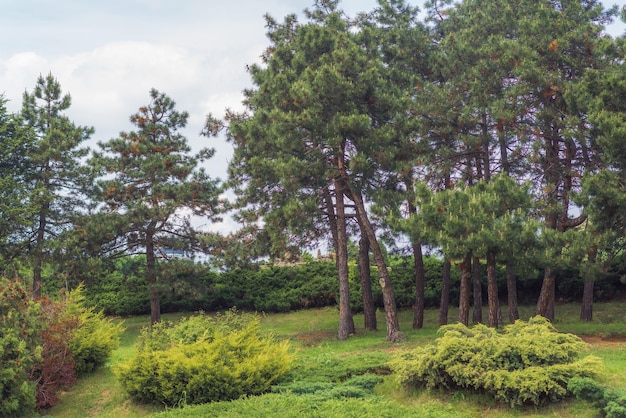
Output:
[{"xmin": 47, "ymin": 303, "xmax": 626, "ymax": 418}]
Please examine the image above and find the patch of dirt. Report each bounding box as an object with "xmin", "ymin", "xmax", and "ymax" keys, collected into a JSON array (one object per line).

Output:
[
  {"xmin": 580, "ymin": 335, "xmax": 626, "ymax": 348},
  {"xmin": 294, "ymin": 330, "xmax": 336, "ymax": 346}
]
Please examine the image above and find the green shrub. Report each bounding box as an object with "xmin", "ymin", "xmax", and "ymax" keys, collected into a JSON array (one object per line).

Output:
[
  {"xmin": 30, "ymin": 286, "xmax": 124, "ymax": 409},
  {"xmin": 0, "ymin": 279, "xmax": 42, "ymax": 417},
  {"xmin": 569, "ymin": 377, "xmax": 626, "ymax": 418},
  {"xmin": 115, "ymin": 310, "xmax": 293, "ymax": 406},
  {"xmin": 391, "ymin": 316, "xmax": 603, "ymax": 406},
  {"xmin": 66, "ymin": 287, "xmax": 124, "ymax": 376}
]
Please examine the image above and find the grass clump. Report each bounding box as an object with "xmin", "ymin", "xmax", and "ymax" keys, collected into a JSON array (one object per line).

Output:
[
  {"xmin": 114, "ymin": 309, "xmax": 293, "ymax": 407},
  {"xmin": 391, "ymin": 316, "xmax": 603, "ymax": 407}
]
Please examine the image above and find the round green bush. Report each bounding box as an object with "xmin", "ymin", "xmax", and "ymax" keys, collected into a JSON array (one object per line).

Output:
[{"xmin": 114, "ymin": 310, "xmax": 293, "ymax": 406}]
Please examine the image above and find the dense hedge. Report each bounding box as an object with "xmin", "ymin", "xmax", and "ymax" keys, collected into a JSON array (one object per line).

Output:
[{"xmin": 83, "ymin": 253, "xmax": 626, "ymax": 317}]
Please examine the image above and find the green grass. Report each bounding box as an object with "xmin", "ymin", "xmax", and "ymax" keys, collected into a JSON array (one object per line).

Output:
[{"xmin": 46, "ymin": 303, "xmax": 626, "ymax": 418}]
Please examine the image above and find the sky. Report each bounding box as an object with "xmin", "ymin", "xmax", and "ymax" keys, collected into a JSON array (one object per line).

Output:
[{"xmin": 1, "ymin": 0, "xmax": 624, "ymax": 236}]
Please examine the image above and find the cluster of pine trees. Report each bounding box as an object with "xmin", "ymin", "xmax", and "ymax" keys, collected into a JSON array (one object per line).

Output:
[
  {"xmin": 219, "ymin": 0, "xmax": 626, "ymax": 340},
  {"xmin": 1, "ymin": 0, "xmax": 625, "ymax": 341}
]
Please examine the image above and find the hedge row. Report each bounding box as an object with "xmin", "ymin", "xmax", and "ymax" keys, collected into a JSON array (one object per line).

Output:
[{"xmin": 84, "ymin": 254, "xmax": 625, "ymax": 317}]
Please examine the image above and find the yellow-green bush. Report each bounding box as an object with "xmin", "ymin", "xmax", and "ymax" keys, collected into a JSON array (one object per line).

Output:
[
  {"xmin": 115, "ymin": 310, "xmax": 293, "ymax": 406},
  {"xmin": 391, "ymin": 316, "xmax": 602, "ymax": 406},
  {"xmin": 67, "ymin": 290, "xmax": 125, "ymax": 376}
]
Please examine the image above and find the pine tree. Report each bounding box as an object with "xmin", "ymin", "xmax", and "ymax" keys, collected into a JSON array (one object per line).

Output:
[
  {"xmin": 90, "ymin": 89, "xmax": 224, "ymax": 324},
  {"xmin": 20, "ymin": 74, "xmax": 94, "ymax": 298}
]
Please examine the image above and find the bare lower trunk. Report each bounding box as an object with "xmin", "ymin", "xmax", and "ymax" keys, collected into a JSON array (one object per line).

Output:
[
  {"xmin": 33, "ymin": 206, "xmax": 48, "ymax": 299},
  {"xmin": 439, "ymin": 259, "xmax": 451, "ymax": 326},
  {"xmin": 413, "ymin": 243, "xmax": 425, "ymax": 329},
  {"xmin": 506, "ymin": 262, "xmax": 519, "ymax": 322},
  {"xmin": 146, "ymin": 230, "xmax": 161, "ymax": 325},
  {"xmin": 536, "ymin": 272, "xmax": 556, "ymax": 320},
  {"xmin": 335, "ymin": 186, "xmax": 355, "ymax": 340},
  {"xmin": 458, "ymin": 256, "xmax": 471, "ymax": 326},
  {"xmin": 536, "ymin": 266, "xmax": 555, "ymax": 321},
  {"xmin": 580, "ymin": 247, "xmax": 597, "ymax": 322},
  {"xmin": 358, "ymin": 234, "xmax": 376, "ymax": 331},
  {"xmin": 472, "ymin": 256, "xmax": 483, "ymax": 324},
  {"xmin": 486, "ymin": 250, "xmax": 499, "ymax": 328},
  {"xmin": 580, "ymin": 276, "xmax": 594, "ymax": 322},
  {"xmin": 350, "ymin": 188, "xmax": 404, "ymax": 342}
]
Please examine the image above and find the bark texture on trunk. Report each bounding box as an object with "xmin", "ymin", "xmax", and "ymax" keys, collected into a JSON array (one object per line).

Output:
[
  {"xmin": 536, "ymin": 267, "xmax": 555, "ymax": 321},
  {"xmin": 335, "ymin": 185, "xmax": 355, "ymax": 340},
  {"xmin": 146, "ymin": 230, "xmax": 161, "ymax": 325},
  {"xmin": 580, "ymin": 247, "xmax": 597, "ymax": 322},
  {"xmin": 358, "ymin": 234, "xmax": 377, "ymax": 331},
  {"xmin": 458, "ymin": 256, "xmax": 471, "ymax": 326},
  {"xmin": 486, "ymin": 250, "xmax": 499, "ymax": 328},
  {"xmin": 472, "ymin": 256, "xmax": 483, "ymax": 324},
  {"xmin": 439, "ymin": 259, "xmax": 451, "ymax": 326},
  {"xmin": 412, "ymin": 243, "xmax": 425, "ymax": 329},
  {"xmin": 506, "ymin": 262, "xmax": 519, "ymax": 322},
  {"xmin": 350, "ymin": 187, "xmax": 404, "ymax": 342}
]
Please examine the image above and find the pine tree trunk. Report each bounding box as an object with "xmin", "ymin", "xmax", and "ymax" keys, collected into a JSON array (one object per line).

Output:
[
  {"xmin": 335, "ymin": 185, "xmax": 355, "ymax": 340},
  {"xmin": 358, "ymin": 234, "xmax": 377, "ymax": 331},
  {"xmin": 412, "ymin": 242, "xmax": 425, "ymax": 329},
  {"xmin": 536, "ymin": 266, "xmax": 555, "ymax": 321},
  {"xmin": 472, "ymin": 256, "xmax": 483, "ymax": 324},
  {"xmin": 580, "ymin": 247, "xmax": 597, "ymax": 322},
  {"xmin": 580, "ymin": 276, "xmax": 594, "ymax": 322},
  {"xmin": 506, "ymin": 262, "xmax": 519, "ymax": 322},
  {"xmin": 146, "ymin": 230, "xmax": 161, "ymax": 325},
  {"xmin": 439, "ymin": 259, "xmax": 451, "ymax": 326},
  {"xmin": 350, "ymin": 187, "xmax": 404, "ymax": 342},
  {"xmin": 32, "ymin": 202, "xmax": 49, "ymax": 299},
  {"xmin": 486, "ymin": 250, "xmax": 499, "ymax": 328},
  {"xmin": 458, "ymin": 256, "xmax": 471, "ymax": 326}
]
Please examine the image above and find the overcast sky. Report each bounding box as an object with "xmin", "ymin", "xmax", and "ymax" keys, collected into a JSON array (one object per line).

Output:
[{"xmin": 1, "ymin": 0, "xmax": 624, "ymax": 236}]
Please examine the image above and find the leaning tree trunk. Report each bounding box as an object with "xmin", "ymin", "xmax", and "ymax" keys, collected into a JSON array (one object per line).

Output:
[
  {"xmin": 506, "ymin": 262, "xmax": 519, "ymax": 322},
  {"xmin": 536, "ymin": 213, "xmax": 559, "ymax": 321},
  {"xmin": 458, "ymin": 255, "xmax": 472, "ymax": 326},
  {"xmin": 439, "ymin": 259, "xmax": 451, "ymax": 326},
  {"xmin": 412, "ymin": 242, "xmax": 425, "ymax": 329},
  {"xmin": 580, "ymin": 246, "xmax": 597, "ymax": 322},
  {"xmin": 472, "ymin": 256, "xmax": 483, "ymax": 324},
  {"xmin": 349, "ymin": 187, "xmax": 404, "ymax": 342},
  {"xmin": 536, "ymin": 266, "xmax": 556, "ymax": 321},
  {"xmin": 486, "ymin": 250, "xmax": 499, "ymax": 328},
  {"xmin": 146, "ymin": 229, "xmax": 161, "ymax": 325},
  {"xmin": 334, "ymin": 184, "xmax": 355, "ymax": 340},
  {"xmin": 358, "ymin": 234, "xmax": 377, "ymax": 331}
]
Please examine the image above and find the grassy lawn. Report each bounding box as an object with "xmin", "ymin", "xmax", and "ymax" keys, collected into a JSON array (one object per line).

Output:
[{"xmin": 46, "ymin": 303, "xmax": 626, "ymax": 417}]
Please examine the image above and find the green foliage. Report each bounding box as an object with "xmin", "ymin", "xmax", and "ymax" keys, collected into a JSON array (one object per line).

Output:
[
  {"xmin": 0, "ymin": 279, "xmax": 42, "ymax": 417},
  {"xmin": 66, "ymin": 288, "xmax": 124, "ymax": 376},
  {"xmin": 391, "ymin": 316, "xmax": 603, "ymax": 406},
  {"xmin": 30, "ymin": 286, "xmax": 123, "ymax": 409},
  {"xmin": 272, "ymin": 374, "xmax": 383, "ymax": 399},
  {"xmin": 115, "ymin": 310, "xmax": 293, "ymax": 406},
  {"xmin": 152, "ymin": 392, "xmax": 454, "ymax": 418},
  {"xmin": 569, "ymin": 377, "xmax": 626, "ymax": 418}
]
